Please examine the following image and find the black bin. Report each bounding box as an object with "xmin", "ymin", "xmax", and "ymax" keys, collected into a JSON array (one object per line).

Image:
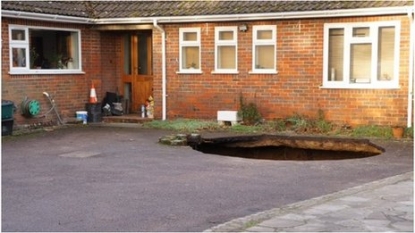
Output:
[
  {"xmin": 2, "ymin": 118, "xmax": 14, "ymax": 136},
  {"xmin": 86, "ymin": 103, "xmax": 102, "ymax": 123}
]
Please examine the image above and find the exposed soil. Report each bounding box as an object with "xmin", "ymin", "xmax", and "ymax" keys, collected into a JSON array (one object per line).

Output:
[{"xmin": 188, "ymin": 134, "xmax": 385, "ymax": 160}]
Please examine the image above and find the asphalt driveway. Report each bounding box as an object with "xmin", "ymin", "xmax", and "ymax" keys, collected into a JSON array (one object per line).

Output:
[{"xmin": 1, "ymin": 125, "xmax": 413, "ymax": 232}]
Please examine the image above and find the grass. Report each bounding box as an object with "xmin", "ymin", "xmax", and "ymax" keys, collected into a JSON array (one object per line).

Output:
[
  {"xmin": 143, "ymin": 118, "xmax": 221, "ymax": 133},
  {"xmin": 143, "ymin": 117, "xmax": 413, "ymax": 140},
  {"xmin": 349, "ymin": 125, "xmax": 393, "ymax": 139}
]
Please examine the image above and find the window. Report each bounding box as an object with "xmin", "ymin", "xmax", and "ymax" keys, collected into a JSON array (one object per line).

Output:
[
  {"xmin": 252, "ymin": 25, "xmax": 277, "ymax": 73},
  {"xmin": 9, "ymin": 25, "xmax": 82, "ymax": 74},
  {"xmin": 179, "ymin": 28, "xmax": 201, "ymax": 73},
  {"xmin": 214, "ymin": 26, "xmax": 237, "ymax": 73},
  {"xmin": 323, "ymin": 21, "xmax": 400, "ymax": 89}
]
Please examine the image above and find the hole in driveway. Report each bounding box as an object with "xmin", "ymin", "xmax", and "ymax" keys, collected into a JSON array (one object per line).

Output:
[{"xmin": 187, "ymin": 134, "xmax": 385, "ymax": 161}]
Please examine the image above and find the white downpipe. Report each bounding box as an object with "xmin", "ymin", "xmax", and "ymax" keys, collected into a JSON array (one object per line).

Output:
[
  {"xmin": 408, "ymin": 6, "xmax": 415, "ymax": 128},
  {"xmin": 153, "ymin": 19, "xmax": 167, "ymax": 120}
]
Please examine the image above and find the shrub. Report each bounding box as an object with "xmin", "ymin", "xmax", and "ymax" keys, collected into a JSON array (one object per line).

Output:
[{"xmin": 238, "ymin": 94, "xmax": 262, "ymax": 125}]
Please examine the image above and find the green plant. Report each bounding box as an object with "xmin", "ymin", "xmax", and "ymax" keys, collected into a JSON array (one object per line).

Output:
[
  {"xmin": 188, "ymin": 62, "xmax": 197, "ymax": 69},
  {"xmin": 351, "ymin": 125, "xmax": 392, "ymax": 139},
  {"xmin": 314, "ymin": 109, "xmax": 332, "ymax": 133},
  {"xmin": 269, "ymin": 119, "xmax": 287, "ymax": 131},
  {"xmin": 238, "ymin": 94, "xmax": 262, "ymax": 125},
  {"xmin": 315, "ymin": 120, "xmax": 332, "ymax": 133},
  {"xmin": 143, "ymin": 119, "xmax": 221, "ymax": 133},
  {"xmin": 242, "ymin": 219, "xmax": 262, "ymax": 230},
  {"xmin": 142, "ymin": 117, "xmax": 410, "ymax": 140},
  {"xmin": 50, "ymin": 54, "xmax": 64, "ymax": 69},
  {"xmin": 286, "ymin": 113, "xmax": 310, "ymax": 132},
  {"xmin": 30, "ymin": 47, "xmax": 39, "ymax": 68},
  {"xmin": 229, "ymin": 124, "xmax": 260, "ymax": 134},
  {"xmin": 405, "ymin": 127, "xmax": 413, "ymax": 138}
]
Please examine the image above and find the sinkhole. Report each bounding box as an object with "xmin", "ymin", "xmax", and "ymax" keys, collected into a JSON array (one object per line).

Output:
[{"xmin": 187, "ymin": 134, "xmax": 385, "ymax": 161}]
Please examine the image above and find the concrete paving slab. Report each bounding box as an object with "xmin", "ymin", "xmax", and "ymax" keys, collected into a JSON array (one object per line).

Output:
[{"xmin": 207, "ymin": 172, "xmax": 413, "ymax": 232}]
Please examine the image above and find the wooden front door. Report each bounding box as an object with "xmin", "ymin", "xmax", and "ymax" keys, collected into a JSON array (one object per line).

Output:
[{"xmin": 121, "ymin": 32, "xmax": 153, "ymax": 113}]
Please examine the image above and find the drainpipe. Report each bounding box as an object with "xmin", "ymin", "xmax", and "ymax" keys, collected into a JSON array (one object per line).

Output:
[
  {"xmin": 408, "ymin": 5, "xmax": 415, "ymax": 128},
  {"xmin": 153, "ymin": 19, "xmax": 167, "ymax": 120}
]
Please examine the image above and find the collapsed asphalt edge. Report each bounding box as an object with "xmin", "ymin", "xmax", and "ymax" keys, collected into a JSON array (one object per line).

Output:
[{"xmin": 203, "ymin": 171, "xmax": 414, "ymax": 232}]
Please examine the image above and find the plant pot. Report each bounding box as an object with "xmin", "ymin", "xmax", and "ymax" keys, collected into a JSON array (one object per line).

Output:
[{"xmin": 392, "ymin": 126, "xmax": 404, "ymax": 139}]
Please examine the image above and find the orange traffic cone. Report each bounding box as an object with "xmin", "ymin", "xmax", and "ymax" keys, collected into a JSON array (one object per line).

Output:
[{"xmin": 89, "ymin": 83, "xmax": 98, "ymax": 103}]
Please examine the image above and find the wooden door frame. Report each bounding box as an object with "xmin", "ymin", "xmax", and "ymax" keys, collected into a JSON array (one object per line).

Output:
[{"xmin": 120, "ymin": 32, "xmax": 153, "ymax": 113}]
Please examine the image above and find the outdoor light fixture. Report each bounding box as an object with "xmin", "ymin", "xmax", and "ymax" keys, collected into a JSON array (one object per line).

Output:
[{"xmin": 239, "ymin": 24, "xmax": 248, "ymax": 32}]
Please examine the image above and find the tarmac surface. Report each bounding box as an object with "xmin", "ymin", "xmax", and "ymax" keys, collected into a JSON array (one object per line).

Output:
[{"xmin": 1, "ymin": 124, "xmax": 414, "ymax": 232}]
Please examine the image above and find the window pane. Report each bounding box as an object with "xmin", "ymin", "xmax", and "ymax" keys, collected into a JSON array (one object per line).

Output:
[
  {"xmin": 219, "ymin": 31, "xmax": 233, "ymax": 40},
  {"xmin": 12, "ymin": 29, "xmax": 25, "ymax": 40},
  {"xmin": 123, "ymin": 35, "xmax": 131, "ymax": 74},
  {"xmin": 137, "ymin": 33, "xmax": 150, "ymax": 75},
  {"xmin": 350, "ymin": 43, "xmax": 371, "ymax": 83},
  {"xmin": 12, "ymin": 48, "xmax": 26, "ymax": 67},
  {"xmin": 255, "ymin": 45, "xmax": 274, "ymax": 69},
  {"xmin": 29, "ymin": 29, "xmax": 79, "ymax": 69},
  {"xmin": 183, "ymin": 32, "xmax": 197, "ymax": 41},
  {"xmin": 328, "ymin": 28, "xmax": 344, "ymax": 81},
  {"xmin": 218, "ymin": 46, "xmax": 236, "ymax": 69},
  {"xmin": 257, "ymin": 30, "xmax": 272, "ymax": 40},
  {"xmin": 68, "ymin": 32, "xmax": 79, "ymax": 69},
  {"xmin": 182, "ymin": 46, "xmax": 199, "ymax": 69},
  {"xmin": 353, "ymin": 27, "xmax": 370, "ymax": 37},
  {"xmin": 378, "ymin": 27, "xmax": 395, "ymax": 81}
]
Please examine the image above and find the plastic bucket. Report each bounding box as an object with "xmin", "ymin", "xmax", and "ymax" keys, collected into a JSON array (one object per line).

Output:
[{"xmin": 76, "ymin": 111, "xmax": 88, "ymax": 124}]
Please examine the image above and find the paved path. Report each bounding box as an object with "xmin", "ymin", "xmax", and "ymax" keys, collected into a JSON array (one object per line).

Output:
[{"xmin": 206, "ymin": 172, "xmax": 413, "ymax": 232}]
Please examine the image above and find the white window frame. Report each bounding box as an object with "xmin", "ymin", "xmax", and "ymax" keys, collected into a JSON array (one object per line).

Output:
[
  {"xmin": 251, "ymin": 25, "xmax": 277, "ymax": 74},
  {"xmin": 178, "ymin": 27, "xmax": 202, "ymax": 74},
  {"xmin": 8, "ymin": 24, "xmax": 83, "ymax": 75},
  {"xmin": 213, "ymin": 26, "xmax": 238, "ymax": 74},
  {"xmin": 322, "ymin": 21, "xmax": 400, "ymax": 89},
  {"xmin": 9, "ymin": 26, "xmax": 30, "ymax": 71}
]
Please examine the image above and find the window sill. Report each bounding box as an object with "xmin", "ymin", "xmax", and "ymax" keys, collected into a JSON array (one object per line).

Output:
[
  {"xmin": 249, "ymin": 70, "xmax": 279, "ymax": 75},
  {"xmin": 176, "ymin": 70, "xmax": 203, "ymax": 74},
  {"xmin": 211, "ymin": 70, "xmax": 239, "ymax": 74},
  {"xmin": 320, "ymin": 84, "xmax": 401, "ymax": 89},
  {"xmin": 9, "ymin": 70, "xmax": 85, "ymax": 75}
]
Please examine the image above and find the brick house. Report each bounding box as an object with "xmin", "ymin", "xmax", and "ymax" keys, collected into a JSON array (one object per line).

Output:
[{"xmin": 2, "ymin": 1, "xmax": 414, "ymax": 127}]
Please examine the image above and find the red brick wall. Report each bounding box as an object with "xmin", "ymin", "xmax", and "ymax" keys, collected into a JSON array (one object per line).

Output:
[
  {"xmin": 1, "ymin": 18, "xmax": 117, "ymax": 125},
  {"xmin": 152, "ymin": 15, "xmax": 412, "ymax": 126},
  {"xmin": 100, "ymin": 32, "xmax": 119, "ymax": 95},
  {"xmin": 2, "ymin": 15, "xmax": 411, "ymax": 127},
  {"xmin": 152, "ymin": 29, "xmax": 163, "ymax": 119}
]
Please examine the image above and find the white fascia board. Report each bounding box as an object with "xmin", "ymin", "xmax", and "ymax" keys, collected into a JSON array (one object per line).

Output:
[
  {"xmin": 93, "ymin": 6, "xmax": 411, "ymax": 25},
  {"xmin": 2, "ymin": 6, "xmax": 411, "ymax": 25},
  {"xmin": 1, "ymin": 10, "xmax": 93, "ymax": 24}
]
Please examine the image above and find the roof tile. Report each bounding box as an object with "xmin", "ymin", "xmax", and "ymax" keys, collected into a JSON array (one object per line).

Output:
[{"xmin": 1, "ymin": 1, "xmax": 413, "ymax": 19}]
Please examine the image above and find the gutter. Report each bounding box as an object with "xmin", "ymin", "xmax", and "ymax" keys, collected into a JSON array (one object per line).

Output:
[
  {"xmin": 153, "ymin": 19, "xmax": 167, "ymax": 121},
  {"xmin": 1, "ymin": 10, "xmax": 92, "ymax": 24},
  {"xmin": 408, "ymin": 4, "xmax": 415, "ymax": 128}
]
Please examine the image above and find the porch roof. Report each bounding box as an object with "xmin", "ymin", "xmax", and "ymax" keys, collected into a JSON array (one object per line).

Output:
[{"xmin": 2, "ymin": 0, "xmax": 414, "ymax": 21}]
